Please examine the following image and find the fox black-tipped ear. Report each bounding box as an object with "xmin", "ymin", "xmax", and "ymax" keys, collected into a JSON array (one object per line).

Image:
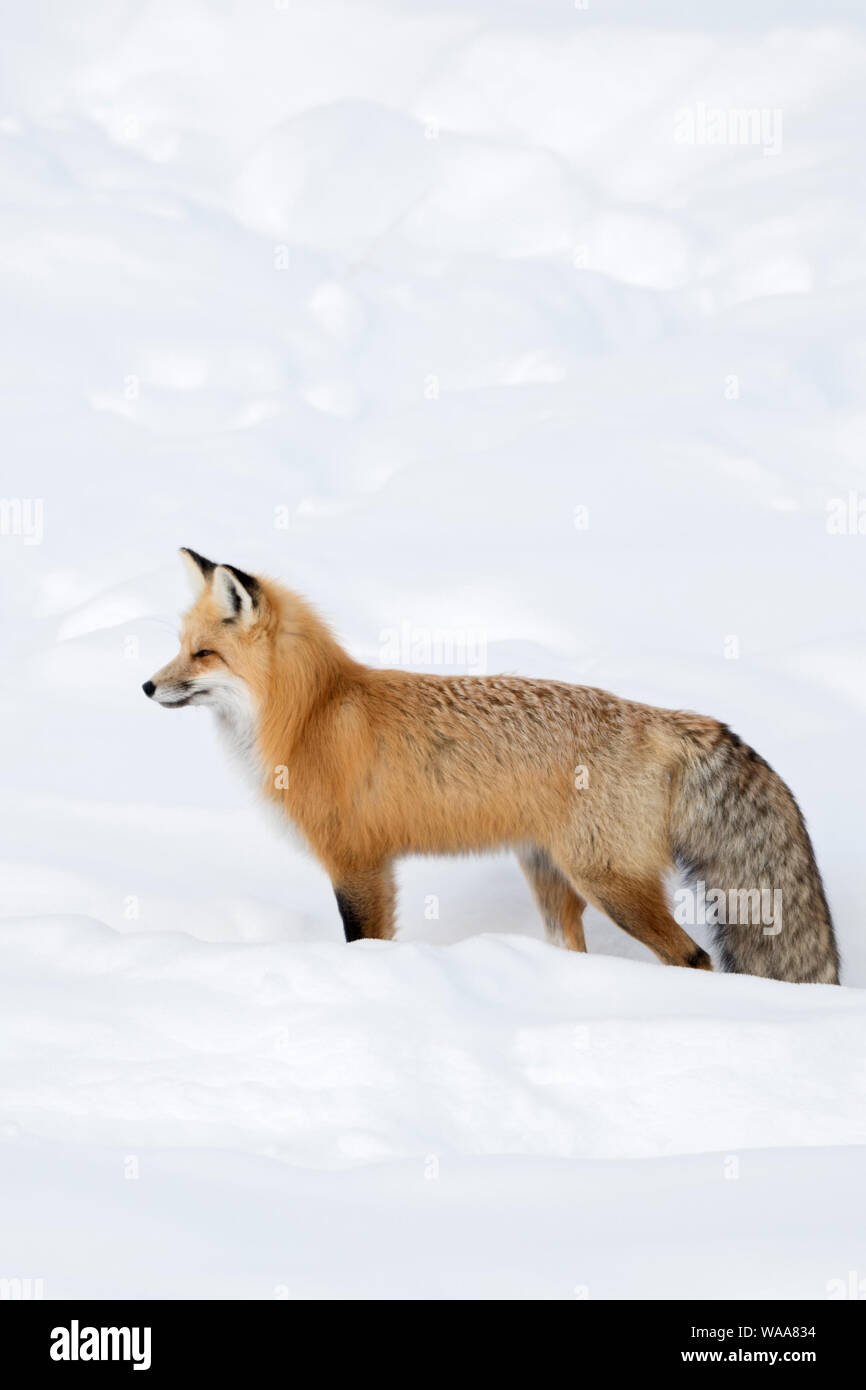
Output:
[
  {"xmin": 212, "ymin": 564, "xmax": 261, "ymax": 626},
  {"xmin": 179, "ymin": 547, "xmax": 216, "ymax": 596}
]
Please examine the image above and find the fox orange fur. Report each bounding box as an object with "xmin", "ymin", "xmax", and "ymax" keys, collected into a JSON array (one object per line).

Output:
[{"xmin": 143, "ymin": 549, "xmax": 839, "ymax": 984}]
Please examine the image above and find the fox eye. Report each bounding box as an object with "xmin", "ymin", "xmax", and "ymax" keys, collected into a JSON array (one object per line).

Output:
[{"xmin": 193, "ymin": 649, "xmax": 217, "ymax": 660}]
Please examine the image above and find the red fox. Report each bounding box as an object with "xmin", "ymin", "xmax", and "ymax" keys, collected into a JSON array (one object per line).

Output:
[{"xmin": 143, "ymin": 549, "xmax": 839, "ymax": 984}]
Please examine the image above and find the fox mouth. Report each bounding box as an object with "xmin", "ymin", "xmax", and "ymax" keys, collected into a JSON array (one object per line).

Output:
[{"xmin": 160, "ymin": 690, "xmax": 209, "ymax": 708}]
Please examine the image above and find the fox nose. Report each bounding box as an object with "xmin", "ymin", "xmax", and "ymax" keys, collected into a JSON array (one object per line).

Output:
[{"xmin": 142, "ymin": 680, "xmax": 156, "ymax": 698}]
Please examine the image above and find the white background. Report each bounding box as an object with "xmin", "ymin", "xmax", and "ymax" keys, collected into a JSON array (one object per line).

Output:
[{"xmin": 1, "ymin": 0, "xmax": 865, "ymax": 1298}]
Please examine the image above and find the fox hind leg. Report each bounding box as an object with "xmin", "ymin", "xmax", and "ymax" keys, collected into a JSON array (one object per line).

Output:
[
  {"xmin": 571, "ymin": 869, "xmax": 711, "ymax": 970},
  {"xmin": 518, "ymin": 846, "xmax": 587, "ymax": 951}
]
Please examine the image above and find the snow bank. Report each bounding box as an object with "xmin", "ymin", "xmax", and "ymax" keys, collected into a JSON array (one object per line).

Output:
[
  {"xmin": 2, "ymin": 920, "xmax": 864, "ymax": 1167},
  {"xmin": 2, "ymin": 918, "xmax": 864, "ymax": 1298}
]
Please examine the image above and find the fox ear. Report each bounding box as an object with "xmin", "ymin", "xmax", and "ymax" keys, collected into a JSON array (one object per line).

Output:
[
  {"xmin": 179, "ymin": 547, "xmax": 216, "ymax": 596},
  {"xmin": 212, "ymin": 564, "xmax": 260, "ymax": 625}
]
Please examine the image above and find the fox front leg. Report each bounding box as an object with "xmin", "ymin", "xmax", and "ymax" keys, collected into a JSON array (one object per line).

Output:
[{"xmin": 333, "ymin": 864, "xmax": 396, "ymax": 942}]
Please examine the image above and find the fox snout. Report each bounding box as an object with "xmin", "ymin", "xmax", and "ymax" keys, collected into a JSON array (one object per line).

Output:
[
  {"xmin": 143, "ymin": 672, "xmax": 197, "ymax": 708},
  {"xmin": 141, "ymin": 677, "xmax": 188, "ymax": 705}
]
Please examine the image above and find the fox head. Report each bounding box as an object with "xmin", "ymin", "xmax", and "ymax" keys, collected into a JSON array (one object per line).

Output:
[{"xmin": 142, "ymin": 548, "xmax": 271, "ymax": 716}]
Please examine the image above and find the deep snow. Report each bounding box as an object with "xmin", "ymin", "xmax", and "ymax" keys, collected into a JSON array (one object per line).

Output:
[{"xmin": 1, "ymin": 0, "xmax": 866, "ymax": 1298}]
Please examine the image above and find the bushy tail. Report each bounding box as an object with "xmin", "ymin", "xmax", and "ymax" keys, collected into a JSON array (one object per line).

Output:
[{"xmin": 669, "ymin": 719, "xmax": 839, "ymax": 984}]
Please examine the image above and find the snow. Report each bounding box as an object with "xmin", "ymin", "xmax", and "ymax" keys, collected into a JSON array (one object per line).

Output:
[
  {"xmin": 2, "ymin": 923, "xmax": 865, "ymax": 1298},
  {"xmin": 2, "ymin": 0, "xmax": 866, "ymax": 1298}
]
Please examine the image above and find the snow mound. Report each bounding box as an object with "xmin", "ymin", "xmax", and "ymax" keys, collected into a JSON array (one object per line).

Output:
[{"xmin": 2, "ymin": 918, "xmax": 863, "ymax": 1169}]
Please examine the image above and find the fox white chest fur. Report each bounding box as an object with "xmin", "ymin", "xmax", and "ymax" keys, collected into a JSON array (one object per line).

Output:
[{"xmin": 209, "ymin": 673, "xmax": 261, "ymax": 784}]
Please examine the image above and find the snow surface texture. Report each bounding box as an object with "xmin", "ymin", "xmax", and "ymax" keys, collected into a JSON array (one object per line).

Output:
[{"xmin": 2, "ymin": 0, "xmax": 866, "ymax": 1299}]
